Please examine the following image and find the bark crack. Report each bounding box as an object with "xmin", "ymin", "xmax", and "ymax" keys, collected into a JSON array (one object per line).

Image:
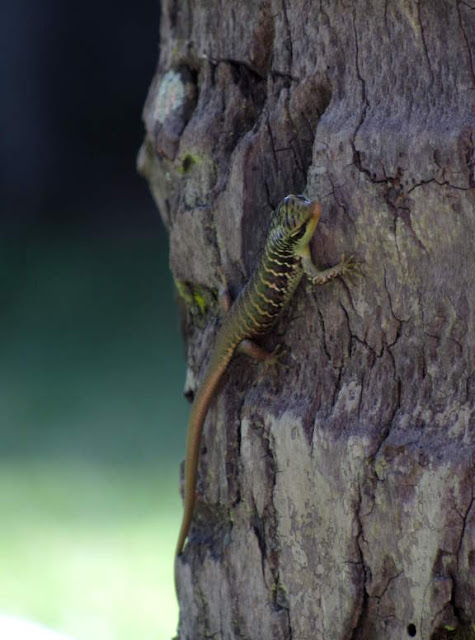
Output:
[
  {"xmin": 416, "ymin": 0, "xmax": 435, "ymax": 87},
  {"xmin": 349, "ymin": 485, "xmax": 370, "ymax": 640},
  {"xmin": 455, "ymin": 481, "xmax": 474, "ymax": 570},
  {"xmin": 267, "ymin": 116, "xmax": 279, "ymax": 172},
  {"xmin": 383, "ymin": 268, "xmax": 409, "ymax": 351},
  {"xmin": 370, "ymin": 375, "xmax": 401, "ymax": 463},
  {"xmin": 385, "ymin": 198, "xmax": 429, "ymax": 255},
  {"xmin": 428, "ymin": 579, "xmax": 455, "ymax": 637},
  {"xmin": 457, "ymin": 0, "xmax": 475, "ymax": 88},
  {"xmin": 264, "ymin": 178, "xmax": 277, "ymax": 210},
  {"xmin": 374, "ymin": 570, "xmax": 404, "ymax": 602},
  {"xmin": 250, "ymin": 418, "xmax": 293, "ymax": 638},
  {"xmin": 351, "ymin": 1, "xmax": 370, "ymax": 173},
  {"xmin": 465, "ymin": 126, "xmax": 475, "ymax": 188},
  {"xmin": 464, "ymin": 369, "xmax": 475, "ymax": 404},
  {"xmin": 280, "ymin": 0, "xmax": 293, "ymax": 75},
  {"xmin": 407, "ymin": 177, "xmax": 474, "ymax": 193},
  {"xmin": 357, "ymin": 371, "xmax": 365, "ymax": 420},
  {"xmin": 327, "ymin": 173, "xmax": 357, "ymax": 231},
  {"xmin": 266, "ymin": 433, "xmax": 294, "ymax": 639},
  {"xmin": 332, "ymin": 361, "xmax": 345, "ymax": 408},
  {"xmin": 317, "ymin": 307, "xmax": 332, "ymax": 362},
  {"xmin": 221, "ymin": 57, "xmax": 268, "ymax": 81},
  {"xmin": 340, "ymin": 298, "xmax": 383, "ymax": 359}
]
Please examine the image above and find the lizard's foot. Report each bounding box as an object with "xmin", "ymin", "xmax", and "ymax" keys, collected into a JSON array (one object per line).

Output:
[
  {"xmin": 256, "ymin": 344, "xmax": 290, "ymax": 386},
  {"xmin": 338, "ymin": 254, "xmax": 364, "ymax": 284}
]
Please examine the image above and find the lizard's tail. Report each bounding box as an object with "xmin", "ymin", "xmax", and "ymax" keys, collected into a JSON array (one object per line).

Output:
[
  {"xmin": 175, "ymin": 351, "xmax": 233, "ymax": 557},
  {"xmin": 175, "ymin": 490, "xmax": 195, "ymax": 556}
]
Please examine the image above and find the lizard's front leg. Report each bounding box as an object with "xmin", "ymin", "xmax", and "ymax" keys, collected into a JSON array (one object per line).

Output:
[{"xmin": 301, "ymin": 253, "xmax": 361, "ymax": 286}]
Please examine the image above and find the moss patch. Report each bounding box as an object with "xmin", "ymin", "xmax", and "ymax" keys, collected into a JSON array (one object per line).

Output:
[{"xmin": 174, "ymin": 279, "xmax": 217, "ymax": 318}]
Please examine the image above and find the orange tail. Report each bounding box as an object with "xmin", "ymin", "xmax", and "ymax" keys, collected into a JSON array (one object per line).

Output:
[{"xmin": 175, "ymin": 351, "xmax": 233, "ymax": 556}]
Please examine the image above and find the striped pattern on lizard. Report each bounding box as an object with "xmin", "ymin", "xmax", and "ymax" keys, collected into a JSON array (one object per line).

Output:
[{"xmin": 176, "ymin": 194, "xmax": 359, "ymax": 556}]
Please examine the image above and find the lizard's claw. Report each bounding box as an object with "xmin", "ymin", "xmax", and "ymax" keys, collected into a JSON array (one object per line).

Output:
[
  {"xmin": 339, "ymin": 254, "xmax": 364, "ymax": 283},
  {"xmin": 267, "ymin": 343, "xmax": 288, "ymax": 366},
  {"xmin": 259, "ymin": 344, "xmax": 290, "ymax": 386}
]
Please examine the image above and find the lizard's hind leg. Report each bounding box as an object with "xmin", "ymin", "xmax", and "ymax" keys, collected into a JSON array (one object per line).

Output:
[{"xmin": 237, "ymin": 340, "xmax": 289, "ymax": 385}]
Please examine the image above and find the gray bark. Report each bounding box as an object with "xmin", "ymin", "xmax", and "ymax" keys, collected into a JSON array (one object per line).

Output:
[{"xmin": 138, "ymin": 1, "xmax": 475, "ymax": 639}]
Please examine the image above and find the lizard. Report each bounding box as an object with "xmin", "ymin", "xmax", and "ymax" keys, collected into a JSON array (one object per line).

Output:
[{"xmin": 175, "ymin": 194, "xmax": 359, "ymax": 556}]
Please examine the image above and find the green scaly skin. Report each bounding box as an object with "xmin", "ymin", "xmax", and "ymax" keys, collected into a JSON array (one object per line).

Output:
[{"xmin": 175, "ymin": 194, "xmax": 359, "ymax": 557}]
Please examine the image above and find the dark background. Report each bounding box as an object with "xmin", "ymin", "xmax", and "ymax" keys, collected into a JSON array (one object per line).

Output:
[
  {"xmin": 1, "ymin": 0, "xmax": 161, "ymax": 237},
  {"xmin": 0, "ymin": 1, "xmax": 185, "ymax": 637}
]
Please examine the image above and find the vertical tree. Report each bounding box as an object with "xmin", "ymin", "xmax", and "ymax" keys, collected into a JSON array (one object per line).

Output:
[{"xmin": 139, "ymin": 2, "xmax": 475, "ymax": 638}]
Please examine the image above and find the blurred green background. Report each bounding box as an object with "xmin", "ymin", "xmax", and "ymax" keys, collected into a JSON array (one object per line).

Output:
[
  {"xmin": 1, "ymin": 1, "xmax": 187, "ymax": 638},
  {"xmin": 0, "ymin": 234, "xmax": 187, "ymax": 639}
]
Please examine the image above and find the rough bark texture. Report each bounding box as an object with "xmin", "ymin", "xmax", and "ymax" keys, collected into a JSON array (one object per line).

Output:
[{"xmin": 138, "ymin": 2, "xmax": 475, "ymax": 639}]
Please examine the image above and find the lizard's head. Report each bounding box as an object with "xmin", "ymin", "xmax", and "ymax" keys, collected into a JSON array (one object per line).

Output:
[{"xmin": 270, "ymin": 194, "xmax": 321, "ymax": 249}]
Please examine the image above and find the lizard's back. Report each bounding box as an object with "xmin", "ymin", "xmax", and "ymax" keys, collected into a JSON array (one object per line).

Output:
[{"xmin": 215, "ymin": 233, "xmax": 304, "ymax": 355}]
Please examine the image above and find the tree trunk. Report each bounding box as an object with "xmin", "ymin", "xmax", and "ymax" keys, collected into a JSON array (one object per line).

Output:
[{"xmin": 138, "ymin": 1, "xmax": 475, "ymax": 638}]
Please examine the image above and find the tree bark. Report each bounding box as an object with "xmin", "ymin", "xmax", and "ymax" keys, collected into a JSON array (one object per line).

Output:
[{"xmin": 138, "ymin": 1, "xmax": 475, "ymax": 639}]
